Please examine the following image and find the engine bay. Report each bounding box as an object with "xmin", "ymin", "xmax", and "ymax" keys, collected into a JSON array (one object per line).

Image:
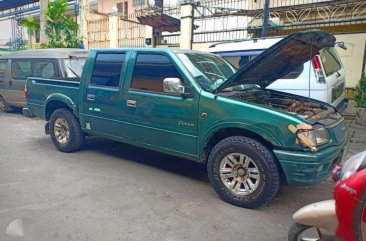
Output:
[{"xmin": 220, "ymin": 89, "xmax": 327, "ymax": 119}]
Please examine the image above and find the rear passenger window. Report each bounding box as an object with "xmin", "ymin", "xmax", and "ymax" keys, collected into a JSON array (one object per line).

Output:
[
  {"xmin": 91, "ymin": 53, "xmax": 125, "ymax": 87},
  {"xmin": 0, "ymin": 61, "xmax": 6, "ymax": 80},
  {"xmin": 131, "ymin": 54, "xmax": 182, "ymax": 93},
  {"xmin": 11, "ymin": 60, "xmax": 32, "ymax": 79},
  {"xmin": 34, "ymin": 61, "xmax": 59, "ymax": 78}
]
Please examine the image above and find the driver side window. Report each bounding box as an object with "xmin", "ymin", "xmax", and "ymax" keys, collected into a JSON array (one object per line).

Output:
[{"xmin": 131, "ymin": 54, "xmax": 183, "ymax": 93}]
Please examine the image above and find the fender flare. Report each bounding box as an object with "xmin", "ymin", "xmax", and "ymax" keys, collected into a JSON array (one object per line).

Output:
[
  {"xmin": 198, "ymin": 122, "xmax": 283, "ymax": 160},
  {"xmin": 44, "ymin": 93, "xmax": 77, "ymax": 119}
]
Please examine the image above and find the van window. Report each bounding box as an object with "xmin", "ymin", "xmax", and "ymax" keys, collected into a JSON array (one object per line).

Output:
[
  {"xmin": 91, "ymin": 53, "xmax": 126, "ymax": 87},
  {"xmin": 221, "ymin": 53, "xmax": 303, "ymax": 79},
  {"xmin": 131, "ymin": 54, "xmax": 182, "ymax": 93},
  {"xmin": 63, "ymin": 57, "xmax": 86, "ymax": 78},
  {"xmin": 33, "ymin": 61, "xmax": 59, "ymax": 78},
  {"xmin": 11, "ymin": 60, "xmax": 32, "ymax": 79},
  {"xmin": 320, "ymin": 47, "xmax": 342, "ymax": 76},
  {"xmin": 0, "ymin": 61, "xmax": 6, "ymax": 80}
]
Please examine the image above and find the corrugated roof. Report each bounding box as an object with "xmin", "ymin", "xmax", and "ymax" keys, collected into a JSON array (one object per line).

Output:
[{"xmin": 0, "ymin": 0, "xmax": 38, "ymax": 12}]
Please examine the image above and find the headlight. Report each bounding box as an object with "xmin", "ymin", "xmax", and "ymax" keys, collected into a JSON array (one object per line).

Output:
[
  {"xmin": 340, "ymin": 151, "xmax": 366, "ymax": 180},
  {"xmin": 298, "ymin": 126, "xmax": 330, "ymax": 147}
]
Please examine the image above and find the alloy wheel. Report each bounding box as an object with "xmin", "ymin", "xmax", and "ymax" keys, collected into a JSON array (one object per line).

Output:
[
  {"xmin": 54, "ymin": 118, "xmax": 70, "ymax": 144},
  {"xmin": 219, "ymin": 153, "xmax": 260, "ymax": 195}
]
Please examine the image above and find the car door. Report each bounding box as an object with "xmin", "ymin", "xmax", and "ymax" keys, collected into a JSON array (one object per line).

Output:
[
  {"xmin": 0, "ymin": 60, "xmax": 6, "ymax": 96},
  {"xmin": 122, "ymin": 52, "xmax": 199, "ymax": 156},
  {"xmin": 79, "ymin": 51, "xmax": 127, "ymax": 137},
  {"xmin": 6, "ymin": 59, "xmax": 32, "ymax": 106}
]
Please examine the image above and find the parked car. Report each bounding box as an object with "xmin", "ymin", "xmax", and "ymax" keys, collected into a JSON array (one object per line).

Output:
[
  {"xmin": 205, "ymin": 36, "xmax": 347, "ymax": 109},
  {"xmin": 0, "ymin": 48, "xmax": 87, "ymax": 112},
  {"xmin": 25, "ymin": 30, "xmax": 348, "ymax": 208}
]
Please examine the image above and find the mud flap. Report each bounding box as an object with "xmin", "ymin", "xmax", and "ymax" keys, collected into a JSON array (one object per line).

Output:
[{"xmin": 45, "ymin": 122, "xmax": 50, "ymax": 135}]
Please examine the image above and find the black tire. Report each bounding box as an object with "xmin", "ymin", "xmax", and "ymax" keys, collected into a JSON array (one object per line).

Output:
[
  {"xmin": 288, "ymin": 222, "xmax": 313, "ymax": 241},
  {"xmin": 49, "ymin": 108, "xmax": 85, "ymax": 153},
  {"xmin": 0, "ymin": 96, "xmax": 14, "ymax": 113},
  {"xmin": 207, "ymin": 136, "xmax": 280, "ymax": 208}
]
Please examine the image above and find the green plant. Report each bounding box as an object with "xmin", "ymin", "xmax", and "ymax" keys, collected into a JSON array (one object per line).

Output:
[
  {"xmin": 355, "ymin": 72, "xmax": 366, "ymax": 108},
  {"xmin": 19, "ymin": 16, "xmax": 40, "ymax": 48},
  {"xmin": 44, "ymin": 0, "xmax": 82, "ymax": 48}
]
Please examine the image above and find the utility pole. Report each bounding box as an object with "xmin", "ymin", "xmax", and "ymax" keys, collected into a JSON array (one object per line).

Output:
[
  {"xmin": 79, "ymin": 0, "xmax": 89, "ymax": 49},
  {"xmin": 261, "ymin": 0, "xmax": 270, "ymax": 38},
  {"xmin": 40, "ymin": 0, "xmax": 48, "ymax": 44}
]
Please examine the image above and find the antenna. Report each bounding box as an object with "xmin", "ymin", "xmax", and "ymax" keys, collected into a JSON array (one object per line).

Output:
[{"xmin": 308, "ymin": 38, "xmax": 312, "ymax": 102}]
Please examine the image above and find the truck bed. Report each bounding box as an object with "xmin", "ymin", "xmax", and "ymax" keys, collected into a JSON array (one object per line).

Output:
[{"xmin": 26, "ymin": 77, "xmax": 80, "ymax": 119}]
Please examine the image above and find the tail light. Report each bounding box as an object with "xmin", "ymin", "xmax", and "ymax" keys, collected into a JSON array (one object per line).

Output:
[
  {"xmin": 24, "ymin": 89, "xmax": 28, "ymax": 99},
  {"xmin": 312, "ymin": 55, "xmax": 326, "ymax": 84}
]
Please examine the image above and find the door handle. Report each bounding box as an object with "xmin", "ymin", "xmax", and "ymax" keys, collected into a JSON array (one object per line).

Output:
[
  {"xmin": 126, "ymin": 99, "xmax": 136, "ymax": 108},
  {"xmin": 87, "ymin": 94, "xmax": 95, "ymax": 101}
]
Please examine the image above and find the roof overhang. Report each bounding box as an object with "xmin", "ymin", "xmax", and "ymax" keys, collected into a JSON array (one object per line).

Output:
[{"xmin": 136, "ymin": 14, "xmax": 198, "ymax": 32}]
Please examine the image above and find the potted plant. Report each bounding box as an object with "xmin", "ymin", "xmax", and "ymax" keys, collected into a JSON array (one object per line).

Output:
[{"xmin": 355, "ymin": 72, "xmax": 366, "ymax": 125}]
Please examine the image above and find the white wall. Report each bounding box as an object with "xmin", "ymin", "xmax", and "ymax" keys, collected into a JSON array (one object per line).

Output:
[{"xmin": 335, "ymin": 33, "xmax": 366, "ymax": 88}]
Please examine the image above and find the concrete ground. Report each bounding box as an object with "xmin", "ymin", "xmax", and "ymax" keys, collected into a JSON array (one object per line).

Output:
[{"xmin": 0, "ymin": 111, "xmax": 364, "ymax": 241}]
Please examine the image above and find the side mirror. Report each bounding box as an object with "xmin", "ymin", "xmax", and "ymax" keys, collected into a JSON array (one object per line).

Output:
[{"xmin": 163, "ymin": 78, "xmax": 185, "ymax": 95}]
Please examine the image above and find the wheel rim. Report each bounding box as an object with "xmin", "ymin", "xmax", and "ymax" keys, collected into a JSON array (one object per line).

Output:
[
  {"xmin": 297, "ymin": 227, "xmax": 326, "ymax": 241},
  {"xmin": 54, "ymin": 118, "xmax": 70, "ymax": 144},
  {"xmin": 219, "ymin": 153, "xmax": 260, "ymax": 195}
]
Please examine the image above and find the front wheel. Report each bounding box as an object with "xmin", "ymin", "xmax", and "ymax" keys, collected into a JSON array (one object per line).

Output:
[
  {"xmin": 288, "ymin": 222, "xmax": 333, "ymax": 241},
  {"xmin": 207, "ymin": 136, "xmax": 281, "ymax": 209},
  {"xmin": 49, "ymin": 108, "xmax": 85, "ymax": 153}
]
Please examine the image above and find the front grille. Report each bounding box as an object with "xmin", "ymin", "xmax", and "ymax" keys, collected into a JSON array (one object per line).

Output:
[{"xmin": 333, "ymin": 121, "xmax": 347, "ymax": 143}]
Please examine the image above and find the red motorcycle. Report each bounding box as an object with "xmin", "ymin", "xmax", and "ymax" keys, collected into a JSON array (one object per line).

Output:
[{"xmin": 289, "ymin": 151, "xmax": 366, "ymax": 241}]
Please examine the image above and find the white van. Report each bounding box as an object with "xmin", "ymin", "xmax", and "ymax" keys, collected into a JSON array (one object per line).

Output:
[{"xmin": 205, "ymin": 37, "xmax": 346, "ymax": 109}]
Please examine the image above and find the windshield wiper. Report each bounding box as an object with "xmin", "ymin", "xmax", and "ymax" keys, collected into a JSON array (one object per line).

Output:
[
  {"xmin": 68, "ymin": 55, "xmax": 80, "ymax": 78},
  {"xmin": 67, "ymin": 66, "xmax": 79, "ymax": 78}
]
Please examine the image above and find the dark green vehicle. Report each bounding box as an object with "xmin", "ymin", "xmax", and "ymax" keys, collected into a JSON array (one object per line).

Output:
[{"xmin": 25, "ymin": 30, "xmax": 348, "ymax": 208}]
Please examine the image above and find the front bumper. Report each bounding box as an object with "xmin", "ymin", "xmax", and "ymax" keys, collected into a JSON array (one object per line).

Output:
[{"xmin": 274, "ymin": 140, "xmax": 349, "ymax": 185}]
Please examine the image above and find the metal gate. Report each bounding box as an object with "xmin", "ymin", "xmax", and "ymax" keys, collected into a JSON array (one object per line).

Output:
[
  {"xmin": 118, "ymin": 13, "xmax": 146, "ymax": 48},
  {"xmin": 87, "ymin": 13, "xmax": 110, "ymax": 49}
]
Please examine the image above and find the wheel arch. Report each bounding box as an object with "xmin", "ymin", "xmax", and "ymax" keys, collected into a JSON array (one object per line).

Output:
[
  {"xmin": 201, "ymin": 126, "xmax": 286, "ymax": 183},
  {"xmin": 44, "ymin": 94, "xmax": 76, "ymax": 121},
  {"xmin": 201, "ymin": 127, "xmax": 277, "ymax": 162}
]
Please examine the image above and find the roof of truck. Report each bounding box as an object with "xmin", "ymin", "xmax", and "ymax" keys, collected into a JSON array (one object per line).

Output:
[
  {"xmin": 205, "ymin": 37, "xmax": 283, "ymax": 53},
  {"xmin": 0, "ymin": 48, "xmax": 88, "ymax": 59},
  {"xmin": 88, "ymin": 48, "xmax": 219, "ymax": 56}
]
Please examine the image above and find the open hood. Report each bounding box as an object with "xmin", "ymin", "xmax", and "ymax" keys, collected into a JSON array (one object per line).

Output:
[{"xmin": 216, "ymin": 30, "xmax": 336, "ymax": 92}]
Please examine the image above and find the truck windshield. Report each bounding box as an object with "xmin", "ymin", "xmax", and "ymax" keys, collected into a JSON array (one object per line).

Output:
[
  {"xmin": 63, "ymin": 57, "xmax": 86, "ymax": 78},
  {"xmin": 177, "ymin": 53, "xmax": 236, "ymax": 92}
]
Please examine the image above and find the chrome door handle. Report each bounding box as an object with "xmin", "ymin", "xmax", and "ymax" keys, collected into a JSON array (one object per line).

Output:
[
  {"xmin": 87, "ymin": 94, "xmax": 95, "ymax": 101},
  {"xmin": 127, "ymin": 99, "xmax": 136, "ymax": 107}
]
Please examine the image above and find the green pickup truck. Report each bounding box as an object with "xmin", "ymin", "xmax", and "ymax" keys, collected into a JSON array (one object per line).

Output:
[{"xmin": 26, "ymin": 30, "xmax": 348, "ymax": 208}]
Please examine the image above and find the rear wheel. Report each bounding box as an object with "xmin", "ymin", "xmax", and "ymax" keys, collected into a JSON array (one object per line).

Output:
[
  {"xmin": 0, "ymin": 96, "xmax": 13, "ymax": 113},
  {"xmin": 207, "ymin": 136, "xmax": 280, "ymax": 208},
  {"xmin": 49, "ymin": 108, "xmax": 85, "ymax": 153}
]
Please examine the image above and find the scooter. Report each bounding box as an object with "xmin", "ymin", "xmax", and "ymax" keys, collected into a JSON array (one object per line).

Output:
[{"xmin": 288, "ymin": 151, "xmax": 366, "ymax": 241}]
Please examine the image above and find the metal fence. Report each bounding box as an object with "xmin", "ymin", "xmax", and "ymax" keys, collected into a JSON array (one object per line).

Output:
[
  {"xmin": 118, "ymin": 13, "xmax": 146, "ymax": 48},
  {"xmin": 160, "ymin": 0, "xmax": 366, "ymax": 45},
  {"xmin": 87, "ymin": 13, "xmax": 110, "ymax": 49}
]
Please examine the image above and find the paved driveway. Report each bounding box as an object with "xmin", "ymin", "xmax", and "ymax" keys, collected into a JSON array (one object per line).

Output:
[{"xmin": 0, "ymin": 112, "xmax": 340, "ymax": 241}]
